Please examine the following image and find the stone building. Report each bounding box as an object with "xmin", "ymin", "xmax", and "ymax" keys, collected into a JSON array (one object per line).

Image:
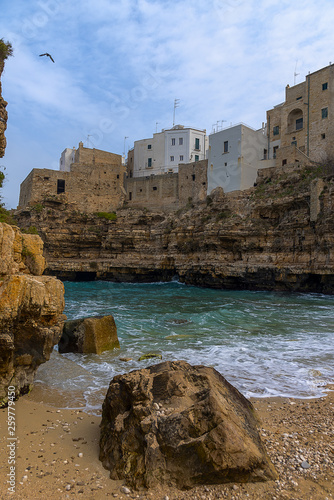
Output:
[
  {"xmin": 267, "ymin": 63, "xmax": 334, "ymax": 165},
  {"xmin": 125, "ymin": 159, "xmax": 208, "ymax": 210},
  {"xmin": 207, "ymin": 123, "xmax": 272, "ymax": 194},
  {"xmin": 133, "ymin": 125, "xmax": 207, "ymax": 177},
  {"xmin": 19, "ymin": 142, "xmax": 125, "ymax": 213}
]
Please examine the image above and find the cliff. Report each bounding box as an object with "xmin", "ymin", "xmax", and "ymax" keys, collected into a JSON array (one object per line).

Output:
[
  {"xmin": 0, "ymin": 54, "xmax": 8, "ymax": 158},
  {"xmin": 15, "ymin": 162, "xmax": 334, "ymax": 294},
  {"xmin": 0, "ymin": 222, "xmax": 66, "ymax": 406}
]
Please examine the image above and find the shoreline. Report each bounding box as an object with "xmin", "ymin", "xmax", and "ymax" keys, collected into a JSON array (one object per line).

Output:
[{"xmin": 1, "ymin": 386, "xmax": 333, "ymax": 499}]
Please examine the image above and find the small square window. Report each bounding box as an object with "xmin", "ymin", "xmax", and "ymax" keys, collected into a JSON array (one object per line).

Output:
[
  {"xmin": 179, "ymin": 137, "xmax": 183, "ymax": 145},
  {"xmin": 224, "ymin": 162, "xmax": 227, "ymax": 166},
  {"xmin": 153, "ymin": 186, "xmax": 157, "ymax": 191},
  {"xmin": 322, "ymin": 82, "xmax": 328, "ymax": 90},
  {"xmin": 170, "ymin": 156, "xmax": 174, "ymax": 162},
  {"xmin": 296, "ymin": 117, "xmax": 303, "ymax": 130},
  {"xmin": 322, "ymin": 107, "xmax": 328, "ymax": 119},
  {"xmin": 171, "ymin": 138, "xmax": 175, "ymax": 146},
  {"xmin": 179, "ymin": 155, "xmax": 184, "ymax": 161},
  {"xmin": 321, "ymin": 133, "xmax": 326, "ymax": 139},
  {"xmin": 223, "ymin": 141, "xmax": 228, "ymax": 153},
  {"xmin": 273, "ymin": 125, "xmax": 279, "ymax": 136},
  {"xmin": 147, "ymin": 144, "xmax": 152, "ymax": 149}
]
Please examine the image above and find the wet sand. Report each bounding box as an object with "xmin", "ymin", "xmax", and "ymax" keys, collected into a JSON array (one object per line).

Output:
[{"xmin": 0, "ymin": 385, "xmax": 333, "ymax": 500}]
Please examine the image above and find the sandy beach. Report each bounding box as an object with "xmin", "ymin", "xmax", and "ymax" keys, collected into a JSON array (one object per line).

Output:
[{"xmin": 1, "ymin": 384, "xmax": 333, "ymax": 500}]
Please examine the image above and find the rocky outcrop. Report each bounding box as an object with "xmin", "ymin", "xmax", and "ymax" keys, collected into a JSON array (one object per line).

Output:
[
  {"xmin": 99, "ymin": 360, "xmax": 277, "ymax": 489},
  {"xmin": 0, "ymin": 222, "xmax": 65, "ymax": 406},
  {"xmin": 15, "ymin": 163, "xmax": 334, "ymax": 293},
  {"xmin": 59, "ymin": 315, "xmax": 119, "ymax": 354},
  {"xmin": 0, "ymin": 58, "xmax": 8, "ymax": 158}
]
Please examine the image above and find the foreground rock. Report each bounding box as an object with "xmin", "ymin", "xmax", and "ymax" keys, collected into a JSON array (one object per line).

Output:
[
  {"xmin": 58, "ymin": 315, "xmax": 119, "ymax": 354},
  {"xmin": 99, "ymin": 360, "xmax": 277, "ymax": 489},
  {"xmin": 0, "ymin": 222, "xmax": 65, "ymax": 406}
]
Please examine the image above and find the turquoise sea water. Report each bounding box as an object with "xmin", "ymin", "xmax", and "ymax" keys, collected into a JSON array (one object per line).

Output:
[{"xmin": 35, "ymin": 281, "xmax": 334, "ymax": 414}]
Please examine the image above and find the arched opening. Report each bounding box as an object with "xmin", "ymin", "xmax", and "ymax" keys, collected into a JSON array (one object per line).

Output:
[{"xmin": 287, "ymin": 108, "xmax": 303, "ymax": 134}]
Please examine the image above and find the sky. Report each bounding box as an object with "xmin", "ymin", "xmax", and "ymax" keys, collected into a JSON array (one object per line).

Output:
[{"xmin": 1, "ymin": 0, "xmax": 334, "ymax": 209}]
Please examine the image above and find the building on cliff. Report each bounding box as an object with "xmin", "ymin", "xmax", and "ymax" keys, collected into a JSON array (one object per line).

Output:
[
  {"xmin": 267, "ymin": 63, "xmax": 334, "ymax": 166},
  {"xmin": 132, "ymin": 125, "xmax": 207, "ymax": 177},
  {"xmin": 19, "ymin": 142, "xmax": 126, "ymax": 213},
  {"xmin": 207, "ymin": 123, "xmax": 272, "ymax": 194}
]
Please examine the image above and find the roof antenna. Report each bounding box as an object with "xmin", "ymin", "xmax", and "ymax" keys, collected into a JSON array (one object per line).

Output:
[{"xmin": 294, "ymin": 60, "xmax": 300, "ymax": 85}]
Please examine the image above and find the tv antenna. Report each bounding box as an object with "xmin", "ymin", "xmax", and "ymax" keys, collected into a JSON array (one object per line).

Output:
[
  {"xmin": 294, "ymin": 60, "xmax": 300, "ymax": 85},
  {"xmin": 173, "ymin": 98, "xmax": 180, "ymax": 127},
  {"xmin": 123, "ymin": 136, "xmax": 128, "ymax": 157},
  {"xmin": 155, "ymin": 121, "xmax": 160, "ymax": 133}
]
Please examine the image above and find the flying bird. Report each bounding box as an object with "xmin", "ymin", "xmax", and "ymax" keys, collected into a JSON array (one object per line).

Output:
[{"xmin": 39, "ymin": 53, "xmax": 55, "ymax": 63}]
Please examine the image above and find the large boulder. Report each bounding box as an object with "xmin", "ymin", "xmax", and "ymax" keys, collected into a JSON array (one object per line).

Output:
[
  {"xmin": 99, "ymin": 360, "xmax": 277, "ymax": 489},
  {"xmin": 0, "ymin": 274, "xmax": 65, "ymax": 406},
  {"xmin": 58, "ymin": 315, "xmax": 119, "ymax": 354}
]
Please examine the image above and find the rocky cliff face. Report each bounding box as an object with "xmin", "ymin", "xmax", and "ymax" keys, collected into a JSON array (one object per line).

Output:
[
  {"xmin": 0, "ymin": 223, "xmax": 66, "ymax": 406},
  {"xmin": 0, "ymin": 59, "xmax": 8, "ymax": 158},
  {"xmin": 15, "ymin": 163, "xmax": 334, "ymax": 294}
]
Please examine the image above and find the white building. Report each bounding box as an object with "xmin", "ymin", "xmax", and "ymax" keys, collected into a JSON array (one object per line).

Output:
[
  {"xmin": 59, "ymin": 147, "xmax": 76, "ymax": 172},
  {"xmin": 133, "ymin": 125, "xmax": 207, "ymax": 177},
  {"xmin": 207, "ymin": 123, "xmax": 273, "ymax": 194}
]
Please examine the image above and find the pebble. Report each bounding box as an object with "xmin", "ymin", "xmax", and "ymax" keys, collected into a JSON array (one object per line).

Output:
[
  {"xmin": 301, "ymin": 460, "xmax": 310, "ymax": 469},
  {"xmin": 153, "ymin": 403, "xmax": 159, "ymax": 410},
  {"xmin": 120, "ymin": 485, "xmax": 131, "ymax": 494}
]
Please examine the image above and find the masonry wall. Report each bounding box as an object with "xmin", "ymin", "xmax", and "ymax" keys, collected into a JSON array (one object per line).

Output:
[
  {"xmin": 178, "ymin": 160, "xmax": 208, "ymax": 204},
  {"xmin": 19, "ymin": 162, "xmax": 125, "ymax": 213},
  {"xmin": 74, "ymin": 142, "xmax": 122, "ymax": 166},
  {"xmin": 125, "ymin": 173, "xmax": 179, "ymax": 210}
]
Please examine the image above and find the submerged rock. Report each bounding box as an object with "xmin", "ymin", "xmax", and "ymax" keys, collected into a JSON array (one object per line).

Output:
[
  {"xmin": 58, "ymin": 315, "xmax": 120, "ymax": 354},
  {"xmin": 138, "ymin": 353, "xmax": 162, "ymax": 361},
  {"xmin": 99, "ymin": 360, "xmax": 277, "ymax": 489}
]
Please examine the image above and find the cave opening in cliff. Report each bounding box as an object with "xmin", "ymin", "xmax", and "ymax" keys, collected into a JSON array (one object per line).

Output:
[{"xmin": 74, "ymin": 271, "xmax": 97, "ymax": 281}]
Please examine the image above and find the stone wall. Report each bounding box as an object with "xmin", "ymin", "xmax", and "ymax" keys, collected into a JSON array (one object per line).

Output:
[
  {"xmin": 74, "ymin": 141, "xmax": 122, "ymax": 165},
  {"xmin": 19, "ymin": 162, "xmax": 126, "ymax": 213},
  {"xmin": 125, "ymin": 160, "xmax": 208, "ymax": 210}
]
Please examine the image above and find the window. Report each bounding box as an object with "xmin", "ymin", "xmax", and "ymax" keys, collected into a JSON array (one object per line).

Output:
[
  {"xmin": 224, "ymin": 162, "xmax": 227, "ymax": 166},
  {"xmin": 147, "ymin": 144, "xmax": 152, "ymax": 149},
  {"xmin": 291, "ymin": 140, "xmax": 297, "ymax": 146},
  {"xmin": 192, "ymin": 174, "xmax": 196, "ymax": 181},
  {"xmin": 195, "ymin": 155, "xmax": 199, "ymax": 162},
  {"xmin": 296, "ymin": 117, "xmax": 303, "ymax": 130},
  {"xmin": 147, "ymin": 158, "xmax": 152, "ymax": 167},
  {"xmin": 322, "ymin": 107, "xmax": 328, "ymax": 119},
  {"xmin": 223, "ymin": 141, "xmax": 228, "ymax": 153},
  {"xmin": 57, "ymin": 179, "xmax": 65, "ymax": 194},
  {"xmin": 170, "ymin": 156, "xmax": 174, "ymax": 162},
  {"xmin": 153, "ymin": 186, "xmax": 157, "ymax": 191},
  {"xmin": 117, "ymin": 174, "xmax": 119, "ymax": 179},
  {"xmin": 129, "ymin": 192, "xmax": 132, "ymax": 200},
  {"xmin": 322, "ymin": 82, "xmax": 328, "ymax": 90},
  {"xmin": 296, "ymin": 96, "xmax": 302, "ymax": 100},
  {"xmin": 282, "ymin": 159, "xmax": 287, "ymax": 166},
  {"xmin": 179, "ymin": 155, "xmax": 184, "ymax": 161},
  {"xmin": 195, "ymin": 138, "xmax": 200, "ymax": 150},
  {"xmin": 321, "ymin": 133, "xmax": 326, "ymax": 139},
  {"xmin": 179, "ymin": 137, "xmax": 183, "ymax": 145},
  {"xmin": 273, "ymin": 125, "xmax": 279, "ymax": 136},
  {"xmin": 171, "ymin": 138, "xmax": 175, "ymax": 145},
  {"xmin": 273, "ymin": 146, "xmax": 279, "ymax": 158}
]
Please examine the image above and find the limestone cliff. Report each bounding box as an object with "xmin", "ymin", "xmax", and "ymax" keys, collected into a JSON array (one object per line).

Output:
[
  {"xmin": 15, "ymin": 162, "xmax": 334, "ymax": 294},
  {"xmin": 0, "ymin": 54, "xmax": 8, "ymax": 158},
  {"xmin": 0, "ymin": 222, "xmax": 66, "ymax": 406}
]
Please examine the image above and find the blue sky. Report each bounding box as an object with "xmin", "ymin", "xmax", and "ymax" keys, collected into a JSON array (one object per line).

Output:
[{"xmin": 1, "ymin": 0, "xmax": 334, "ymax": 209}]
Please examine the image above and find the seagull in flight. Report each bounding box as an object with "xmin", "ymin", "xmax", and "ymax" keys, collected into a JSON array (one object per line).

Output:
[{"xmin": 39, "ymin": 53, "xmax": 55, "ymax": 63}]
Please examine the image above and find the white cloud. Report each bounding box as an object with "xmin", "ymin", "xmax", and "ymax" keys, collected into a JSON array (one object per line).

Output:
[{"xmin": 1, "ymin": 0, "xmax": 334, "ymax": 208}]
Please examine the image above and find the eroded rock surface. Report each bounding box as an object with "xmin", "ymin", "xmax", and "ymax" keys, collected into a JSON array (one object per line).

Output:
[
  {"xmin": 0, "ymin": 223, "xmax": 65, "ymax": 406},
  {"xmin": 59, "ymin": 315, "xmax": 119, "ymax": 354},
  {"xmin": 99, "ymin": 360, "xmax": 277, "ymax": 489}
]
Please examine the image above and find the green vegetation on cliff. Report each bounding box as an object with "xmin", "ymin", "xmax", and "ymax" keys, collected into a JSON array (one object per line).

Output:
[{"xmin": 0, "ymin": 39, "xmax": 13, "ymax": 61}]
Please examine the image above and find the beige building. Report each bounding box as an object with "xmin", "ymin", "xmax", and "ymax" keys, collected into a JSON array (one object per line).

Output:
[
  {"xmin": 19, "ymin": 142, "xmax": 126, "ymax": 213},
  {"xmin": 267, "ymin": 63, "xmax": 334, "ymax": 165}
]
